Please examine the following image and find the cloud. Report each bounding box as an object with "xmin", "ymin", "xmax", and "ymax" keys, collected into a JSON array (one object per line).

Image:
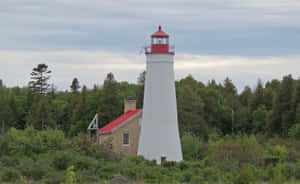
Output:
[
  {"xmin": 0, "ymin": 1, "xmax": 299, "ymax": 90},
  {"xmin": 1, "ymin": 0, "xmax": 300, "ymax": 54},
  {"xmin": 0, "ymin": 50, "xmax": 299, "ymax": 92}
]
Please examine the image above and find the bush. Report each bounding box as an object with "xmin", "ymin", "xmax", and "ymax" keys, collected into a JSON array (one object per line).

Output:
[
  {"xmin": 18, "ymin": 158, "xmax": 52, "ymax": 180},
  {"xmin": 289, "ymin": 123, "xmax": 300, "ymax": 140},
  {"xmin": 98, "ymin": 163, "xmax": 119, "ymax": 180},
  {"xmin": 181, "ymin": 133, "xmax": 202, "ymax": 160},
  {"xmin": 190, "ymin": 174, "xmax": 204, "ymax": 184},
  {"xmin": 42, "ymin": 171, "xmax": 65, "ymax": 184},
  {"xmin": 264, "ymin": 145, "xmax": 288, "ymax": 164},
  {"xmin": 33, "ymin": 128, "xmax": 68, "ymax": 152},
  {"xmin": 3, "ymin": 127, "xmax": 69, "ymax": 157},
  {"xmin": 53, "ymin": 151, "xmax": 74, "ymax": 170},
  {"xmin": 73, "ymin": 155, "xmax": 96, "ymax": 170},
  {"xmin": 1, "ymin": 167, "xmax": 21, "ymax": 182},
  {"xmin": 234, "ymin": 165, "xmax": 258, "ymax": 184}
]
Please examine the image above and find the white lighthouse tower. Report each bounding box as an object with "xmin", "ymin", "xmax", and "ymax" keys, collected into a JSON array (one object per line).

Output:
[{"xmin": 138, "ymin": 26, "xmax": 183, "ymax": 163}]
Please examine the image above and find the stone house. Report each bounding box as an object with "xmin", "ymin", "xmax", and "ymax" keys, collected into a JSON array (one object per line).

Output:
[{"xmin": 98, "ymin": 98, "xmax": 142, "ymax": 156}]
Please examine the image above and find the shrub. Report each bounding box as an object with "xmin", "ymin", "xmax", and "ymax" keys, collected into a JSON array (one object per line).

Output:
[
  {"xmin": 190, "ymin": 174, "xmax": 204, "ymax": 184},
  {"xmin": 18, "ymin": 158, "xmax": 52, "ymax": 180},
  {"xmin": 61, "ymin": 166, "xmax": 77, "ymax": 184},
  {"xmin": 73, "ymin": 155, "xmax": 96, "ymax": 170},
  {"xmin": 269, "ymin": 164, "xmax": 287, "ymax": 184},
  {"xmin": 33, "ymin": 128, "xmax": 68, "ymax": 153},
  {"xmin": 42, "ymin": 171, "xmax": 65, "ymax": 184},
  {"xmin": 181, "ymin": 133, "xmax": 202, "ymax": 160},
  {"xmin": 180, "ymin": 169, "xmax": 193, "ymax": 183},
  {"xmin": 289, "ymin": 123, "xmax": 300, "ymax": 140},
  {"xmin": 98, "ymin": 163, "xmax": 119, "ymax": 180},
  {"xmin": 233, "ymin": 165, "xmax": 258, "ymax": 184},
  {"xmin": 1, "ymin": 167, "xmax": 21, "ymax": 182},
  {"xmin": 53, "ymin": 151, "xmax": 74, "ymax": 170},
  {"xmin": 161, "ymin": 161, "xmax": 176, "ymax": 168},
  {"xmin": 264, "ymin": 145, "xmax": 288, "ymax": 164},
  {"xmin": 0, "ymin": 136, "xmax": 9, "ymax": 156}
]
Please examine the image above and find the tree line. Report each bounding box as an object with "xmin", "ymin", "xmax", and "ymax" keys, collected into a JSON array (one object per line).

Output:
[{"xmin": 0, "ymin": 63, "xmax": 300, "ymax": 140}]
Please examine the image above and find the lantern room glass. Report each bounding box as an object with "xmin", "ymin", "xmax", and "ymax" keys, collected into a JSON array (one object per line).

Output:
[{"xmin": 152, "ymin": 37, "xmax": 169, "ymax": 44}]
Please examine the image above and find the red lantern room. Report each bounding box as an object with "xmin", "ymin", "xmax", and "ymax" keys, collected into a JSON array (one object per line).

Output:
[{"xmin": 145, "ymin": 25, "xmax": 174, "ymax": 55}]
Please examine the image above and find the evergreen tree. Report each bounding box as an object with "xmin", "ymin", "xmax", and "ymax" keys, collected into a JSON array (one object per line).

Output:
[
  {"xmin": 27, "ymin": 94, "xmax": 55, "ymax": 130},
  {"xmin": 239, "ymin": 86, "xmax": 252, "ymax": 107},
  {"xmin": 29, "ymin": 64, "xmax": 52, "ymax": 94},
  {"xmin": 136, "ymin": 71, "xmax": 146, "ymax": 108},
  {"xmin": 177, "ymin": 75, "xmax": 209, "ymax": 138},
  {"xmin": 252, "ymin": 105, "xmax": 268, "ymax": 134},
  {"xmin": 207, "ymin": 79, "xmax": 219, "ymax": 89},
  {"xmin": 268, "ymin": 75, "xmax": 294, "ymax": 136},
  {"xmin": 251, "ymin": 79, "xmax": 264, "ymax": 111},
  {"xmin": 69, "ymin": 85, "xmax": 89, "ymax": 136},
  {"xmin": 70, "ymin": 78, "xmax": 81, "ymax": 92},
  {"xmin": 98, "ymin": 73, "xmax": 122, "ymax": 127},
  {"xmin": 292, "ymin": 79, "xmax": 300, "ymax": 124},
  {"xmin": 223, "ymin": 77, "xmax": 237, "ymax": 97},
  {"xmin": 0, "ymin": 79, "xmax": 3, "ymax": 87}
]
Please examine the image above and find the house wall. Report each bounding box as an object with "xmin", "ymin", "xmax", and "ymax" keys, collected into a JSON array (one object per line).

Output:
[{"xmin": 99, "ymin": 113, "xmax": 142, "ymax": 156}]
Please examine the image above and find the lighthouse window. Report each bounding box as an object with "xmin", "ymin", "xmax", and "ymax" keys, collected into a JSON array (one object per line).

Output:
[
  {"xmin": 123, "ymin": 133, "xmax": 130, "ymax": 145},
  {"xmin": 153, "ymin": 37, "xmax": 168, "ymax": 44},
  {"xmin": 158, "ymin": 38, "xmax": 162, "ymax": 44}
]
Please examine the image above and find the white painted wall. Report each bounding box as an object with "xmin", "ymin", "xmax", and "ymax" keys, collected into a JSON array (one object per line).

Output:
[{"xmin": 138, "ymin": 53, "xmax": 183, "ymax": 164}]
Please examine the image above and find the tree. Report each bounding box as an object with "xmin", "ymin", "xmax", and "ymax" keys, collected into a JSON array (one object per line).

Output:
[
  {"xmin": 29, "ymin": 64, "xmax": 51, "ymax": 94},
  {"xmin": 292, "ymin": 79, "xmax": 300, "ymax": 123},
  {"xmin": 252, "ymin": 105, "xmax": 268, "ymax": 134},
  {"xmin": 70, "ymin": 78, "xmax": 81, "ymax": 92},
  {"xmin": 136, "ymin": 71, "xmax": 146, "ymax": 108},
  {"xmin": 268, "ymin": 75, "xmax": 295, "ymax": 136},
  {"xmin": 70, "ymin": 85, "xmax": 88, "ymax": 133},
  {"xmin": 239, "ymin": 86, "xmax": 252, "ymax": 106},
  {"xmin": 207, "ymin": 79, "xmax": 219, "ymax": 89},
  {"xmin": 0, "ymin": 79, "xmax": 3, "ymax": 87},
  {"xmin": 177, "ymin": 75, "xmax": 208, "ymax": 138},
  {"xmin": 27, "ymin": 95, "xmax": 55, "ymax": 130},
  {"xmin": 98, "ymin": 73, "xmax": 122, "ymax": 127},
  {"xmin": 223, "ymin": 77, "xmax": 237, "ymax": 97},
  {"xmin": 251, "ymin": 79, "xmax": 264, "ymax": 111}
]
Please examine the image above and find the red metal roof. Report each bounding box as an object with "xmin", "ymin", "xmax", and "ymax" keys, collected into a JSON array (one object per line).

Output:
[
  {"xmin": 151, "ymin": 25, "xmax": 169, "ymax": 38},
  {"xmin": 99, "ymin": 109, "xmax": 142, "ymax": 133}
]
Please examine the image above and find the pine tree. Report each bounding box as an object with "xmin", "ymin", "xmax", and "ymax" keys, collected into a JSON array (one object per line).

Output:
[
  {"xmin": 268, "ymin": 75, "xmax": 294, "ymax": 136},
  {"xmin": 0, "ymin": 79, "xmax": 3, "ymax": 87},
  {"xmin": 98, "ymin": 73, "xmax": 122, "ymax": 127},
  {"xmin": 136, "ymin": 71, "xmax": 146, "ymax": 108},
  {"xmin": 27, "ymin": 94, "xmax": 55, "ymax": 130},
  {"xmin": 70, "ymin": 78, "xmax": 81, "ymax": 92},
  {"xmin": 223, "ymin": 77, "xmax": 237, "ymax": 97},
  {"xmin": 251, "ymin": 79, "xmax": 264, "ymax": 111},
  {"xmin": 292, "ymin": 79, "xmax": 300, "ymax": 124},
  {"xmin": 29, "ymin": 64, "xmax": 52, "ymax": 94},
  {"xmin": 177, "ymin": 75, "xmax": 208, "ymax": 138},
  {"xmin": 239, "ymin": 86, "xmax": 252, "ymax": 106}
]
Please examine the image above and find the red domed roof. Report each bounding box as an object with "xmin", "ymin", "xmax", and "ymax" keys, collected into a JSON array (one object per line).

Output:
[{"xmin": 151, "ymin": 25, "xmax": 169, "ymax": 38}]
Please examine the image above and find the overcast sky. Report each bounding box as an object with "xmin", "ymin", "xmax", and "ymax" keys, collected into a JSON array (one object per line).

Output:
[{"xmin": 0, "ymin": 0, "xmax": 300, "ymax": 91}]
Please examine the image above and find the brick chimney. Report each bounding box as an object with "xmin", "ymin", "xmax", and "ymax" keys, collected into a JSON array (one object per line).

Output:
[{"xmin": 124, "ymin": 97, "xmax": 136, "ymax": 113}]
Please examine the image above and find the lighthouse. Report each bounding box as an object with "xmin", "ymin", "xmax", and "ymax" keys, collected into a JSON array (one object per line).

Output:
[{"xmin": 138, "ymin": 26, "xmax": 183, "ymax": 163}]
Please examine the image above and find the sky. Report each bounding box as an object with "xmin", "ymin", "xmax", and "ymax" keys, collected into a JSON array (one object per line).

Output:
[{"xmin": 0, "ymin": 0, "xmax": 300, "ymax": 91}]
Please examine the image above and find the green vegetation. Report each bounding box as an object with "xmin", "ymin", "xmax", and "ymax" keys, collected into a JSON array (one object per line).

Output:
[
  {"xmin": 1, "ymin": 128, "xmax": 300, "ymax": 183},
  {"xmin": 1, "ymin": 64, "xmax": 300, "ymax": 183}
]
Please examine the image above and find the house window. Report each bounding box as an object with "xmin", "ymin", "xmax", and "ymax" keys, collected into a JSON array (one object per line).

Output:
[{"xmin": 123, "ymin": 133, "xmax": 130, "ymax": 145}]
